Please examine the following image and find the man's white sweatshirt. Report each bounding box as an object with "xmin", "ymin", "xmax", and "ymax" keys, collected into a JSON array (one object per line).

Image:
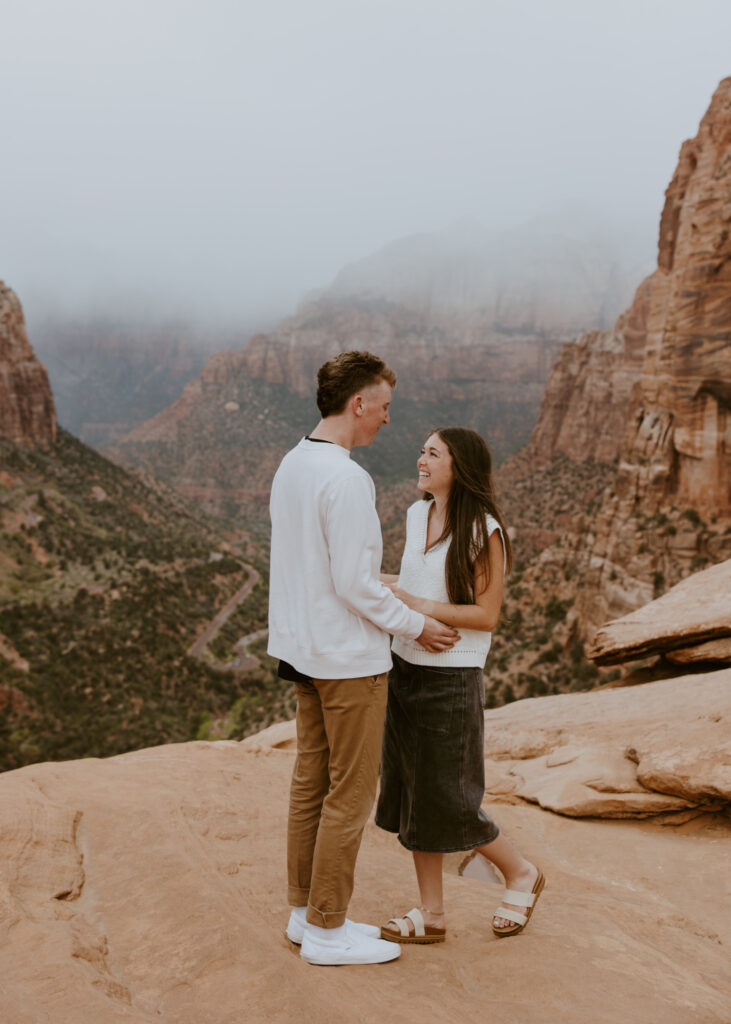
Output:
[{"xmin": 268, "ymin": 438, "xmax": 425, "ymax": 678}]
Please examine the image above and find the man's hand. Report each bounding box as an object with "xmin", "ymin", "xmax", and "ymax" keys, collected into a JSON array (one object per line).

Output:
[
  {"xmin": 384, "ymin": 582, "xmax": 424, "ymax": 614},
  {"xmin": 416, "ymin": 615, "xmax": 460, "ymax": 653}
]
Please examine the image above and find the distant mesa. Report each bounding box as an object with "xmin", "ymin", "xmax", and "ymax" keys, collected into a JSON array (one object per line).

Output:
[
  {"xmin": 109, "ymin": 217, "xmax": 645, "ymax": 517},
  {"xmin": 239, "ymin": 217, "xmax": 648, "ymax": 404},
  {"xmin": 33, "ymin": 318, "xmax": 224, "ymax": 448},
  {"xmin": 0, "ymin": 281, "xmax": 57, "ymax": 447},
  {"xmin": 325, "ymin": 215, "xmax": 646, "ymax": 332}
]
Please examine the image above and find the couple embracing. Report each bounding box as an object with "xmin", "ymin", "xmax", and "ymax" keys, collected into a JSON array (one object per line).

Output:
[{"xmin": 268, "ymin": 351, "xmax": 545, "ymax": 967}]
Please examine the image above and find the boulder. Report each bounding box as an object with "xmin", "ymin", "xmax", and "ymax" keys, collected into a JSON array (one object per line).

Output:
[{"xmin": 587, "ymin": 559, "xmax": 731, "ymax": 664}]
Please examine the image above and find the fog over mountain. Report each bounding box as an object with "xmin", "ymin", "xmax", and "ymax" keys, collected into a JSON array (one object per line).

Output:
[
  {"xmin": 323, "ymin": 215, "xmax": 648, "ymax": 328},
  {"xmin": 1, "ymin": 0, "xmax": 730, "ymax": 327}
]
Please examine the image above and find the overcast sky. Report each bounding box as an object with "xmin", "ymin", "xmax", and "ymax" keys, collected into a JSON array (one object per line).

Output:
[{"xmin": 1, "ymin": 0, "xmax": 729, "ymax": 327}]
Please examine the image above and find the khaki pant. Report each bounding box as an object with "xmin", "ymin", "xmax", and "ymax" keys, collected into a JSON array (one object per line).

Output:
[{"xmin": 287, "ymin": 672, "xmax": 388, "ymax": 928}]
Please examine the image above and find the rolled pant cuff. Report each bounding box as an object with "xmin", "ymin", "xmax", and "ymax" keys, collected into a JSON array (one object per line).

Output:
[
  {"xmin": 306, "ymin": 903, "xmax": 347, "ymax": 929},
  {"xmin": 288, "ymin": 886, "xmax": 310, "ymax": 906}
]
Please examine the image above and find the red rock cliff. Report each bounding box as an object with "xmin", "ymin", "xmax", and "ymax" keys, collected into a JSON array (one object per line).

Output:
[
  {"xmin": 242, "ymin": 302, "xmax": 562, "ymax": 403},
  {"xmin": 512, "ymin": 78, "xmax": 731, "ymax": 641},
  {"xmin": 525, "ymin": 274, "xmax": 654, "ymax": 464},
  {"xmin": 621, "ymin": 79, "xmax": 731, "ymax": 515},
  {"xmin": 0, "ymin": 283, "xmax": 56, "ymax": 446}
]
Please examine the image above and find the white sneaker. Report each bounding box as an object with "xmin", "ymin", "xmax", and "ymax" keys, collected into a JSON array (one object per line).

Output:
[
  {"xmin": 286, "ymin": 910, "xmax": 380, "ymax": 945},
  {"xmin": 300, "ymin": 927, "xmax": 401, "ymax": 965}
]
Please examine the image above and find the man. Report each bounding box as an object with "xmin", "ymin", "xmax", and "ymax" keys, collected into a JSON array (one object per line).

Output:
[{"xmin": 268, "ymin": 350, "xmax": 458, "ymax": 966}]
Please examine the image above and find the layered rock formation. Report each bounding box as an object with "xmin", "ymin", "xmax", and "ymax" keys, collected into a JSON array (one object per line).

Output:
[
  {"xmin": 507, "ymin": 79, "xmax": 731, "ymax": 640},
  {"xmin": 242, "ymin": 301, "xmax": 562, "ymax": 404},
  {"xmin": 588, "ymin": 558, "xmax": 731, "ymax": 665},
  {"xmin": 0, "ymin": 282, "xmax": 56, "ymax": 446},
  {"xmin": 109, "ymin": 204, "xmax": 649, "ymax": 517},
  {"xmin": 479, "ymin": 668, "xmax": 730, "ymax": 818},
  {"xmin": 525, "ymin": 274, "xmax": 654, "ymax": 464},
  {"xmin": 111, "ymin": 312, "xmax": 562, "ymax": 516},
  {"xmin": 628, "ymin": 81, "xmax": 731, "ymax": 517},
  {"xmin": 570, "ymin": 77, "xmax": 731, "ymax": 630}
]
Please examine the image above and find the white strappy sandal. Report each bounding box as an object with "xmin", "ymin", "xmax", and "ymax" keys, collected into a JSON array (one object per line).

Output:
[
  {"xmin": 381, "ymin": 907, "xmax": 446, "ymax": 944},
  {"xmin": 492, "ymin": 869, "xmax": 545, "ymax": 937}
]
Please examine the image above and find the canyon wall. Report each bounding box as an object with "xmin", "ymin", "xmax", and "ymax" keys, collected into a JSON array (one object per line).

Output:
[
  {"xmin": 35, "ymin": 321, "xmax": 235, "ymax": 447},
  {"xmin": 0, "ymin": 282, "xmax": 56, "ymax": 447},
  {"xmin": 238, "ymin": 219, "xmax": 650, "ymax": 402},
  {"xmin": 110, "ymin": 212, "xmax": 649, "ymax": 513},
  {"xmin": 241, "ymin": 301, "xmax": 562, "ymax": 402},
  {"xmin": 624, "ymin": 82, "xmax": 731, "ymax": 517},
  {"xmin": 525, "ymin": 274, "xmax": 654, "ymax": 464},
  {"xmin": 516, "ymin": 78, "xmax": 731, "ymax": 641}
]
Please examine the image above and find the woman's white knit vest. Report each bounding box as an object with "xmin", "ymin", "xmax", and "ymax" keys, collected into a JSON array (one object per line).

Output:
[{"xmin": 391, "ymin": 500, "xmax": 505, "ymax": 668}]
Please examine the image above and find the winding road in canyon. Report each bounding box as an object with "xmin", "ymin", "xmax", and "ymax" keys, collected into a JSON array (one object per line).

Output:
[{"xmin": 186, "ymin": 563, "xmax": 262, "ymax": 662}]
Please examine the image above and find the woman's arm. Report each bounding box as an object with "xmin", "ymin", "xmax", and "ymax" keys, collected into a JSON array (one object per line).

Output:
[
  {"xmin": 379, "ymin": 572, "xmax": 399, "ymax": 584},
  {"xmin": 385, "ymin": 530, "xmax": 504, "ymax": 631}
]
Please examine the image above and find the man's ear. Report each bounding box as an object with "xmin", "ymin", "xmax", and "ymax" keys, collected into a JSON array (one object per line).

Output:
[{"xmin": 351, "ymin": 392, "xmax": 364, "ymax": 417}]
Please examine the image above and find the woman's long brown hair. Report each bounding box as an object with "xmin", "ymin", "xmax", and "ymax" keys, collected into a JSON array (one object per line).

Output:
[{"xmin": 423, "ymin": 427, "xmax": 512, "ymax": 604}]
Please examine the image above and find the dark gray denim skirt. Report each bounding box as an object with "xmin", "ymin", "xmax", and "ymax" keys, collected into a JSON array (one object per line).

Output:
[{"xmin": 375, "ymin": 653, "xmax": 500, "ymax": 853}]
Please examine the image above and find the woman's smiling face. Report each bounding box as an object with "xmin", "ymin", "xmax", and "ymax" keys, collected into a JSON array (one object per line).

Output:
[{"xmin": 417, "ymin": 432, "xmax": 454, "ymax": 497}]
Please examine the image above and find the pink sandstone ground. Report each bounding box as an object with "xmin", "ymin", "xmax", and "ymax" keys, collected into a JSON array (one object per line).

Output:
[{"xmin": 1, "ymin": 705, "xmax": 729, "ymax": 1024}]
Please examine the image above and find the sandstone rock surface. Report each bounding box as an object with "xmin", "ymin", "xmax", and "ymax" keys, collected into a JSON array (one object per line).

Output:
[
  {"xmin": 0, "ymin": 281, "xmax": 56, "ymax": 446},
  {"xmin": 243, "ymin": 665, "xmax": 731, "ymax": 820},
  {"xmin": 665, "ymin": 636, "xmax": 731, "ymax": 664},
  {"xmin": 588, "ymin": 558, "xmax": 731, "ymax": 664},
  {"xmin": 480, "ymin": 668, "xmax": 730, "ymax": 818},
  {"xmin": 1, "ymin": 731, "xmax": 729, "ymax": 1024}
]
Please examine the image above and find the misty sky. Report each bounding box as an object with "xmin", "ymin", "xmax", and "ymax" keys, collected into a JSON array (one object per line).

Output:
[{"xmin": 1, "ymin": 0, "xmax": 729, "ymax": 327}]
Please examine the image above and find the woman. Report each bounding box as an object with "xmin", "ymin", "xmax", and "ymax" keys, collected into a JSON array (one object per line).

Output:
[{"xmin": 376, "ymin": 427, "xmax": 544, "ymax": 944}]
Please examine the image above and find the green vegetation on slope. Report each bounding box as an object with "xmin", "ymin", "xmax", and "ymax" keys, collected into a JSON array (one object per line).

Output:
[
  {"xmin": 0, "ymin": 430, "xmax": 276, "ymax": 771},
  {"xmin": 1, "ymin": 432, "xmax": 664, "ymax": 773}
]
